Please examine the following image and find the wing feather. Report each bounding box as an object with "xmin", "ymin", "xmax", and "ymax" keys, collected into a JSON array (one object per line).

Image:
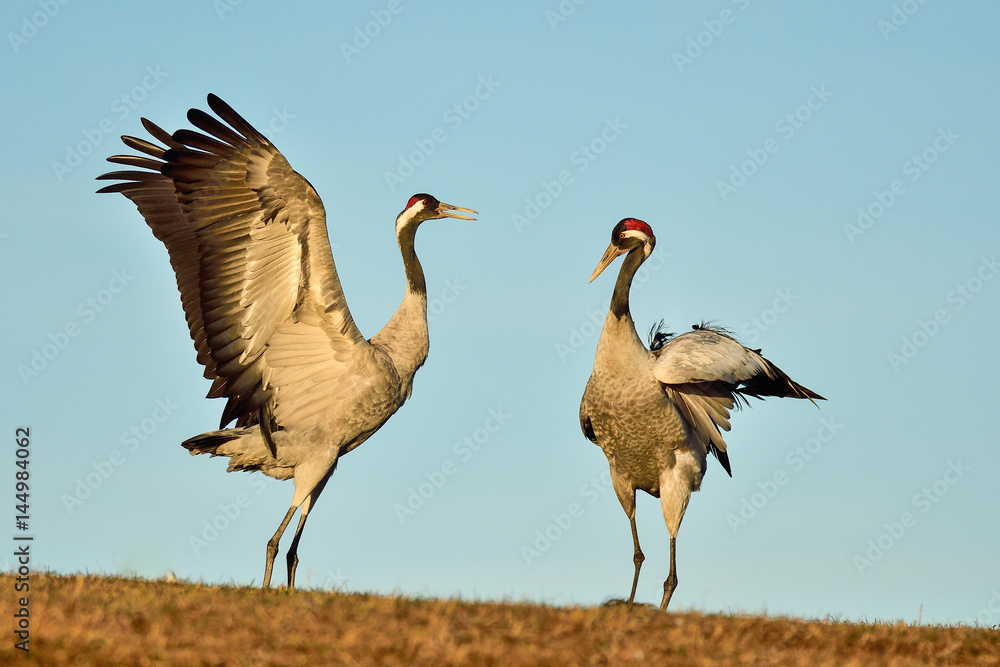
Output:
[
  {"xmin": 653, "ymin": 326, "xmax": 823, "ymax": 476},
  {"xmin": 264, "ymin": 307, "xmax": 372, "ymax": 429},
  {"xmin": 653, "ymin": 327, "xmax": 823, "ymax": 402},
  {"xmin": 98, "ymin": 94, "xmax": 367, "ymax": 431}
]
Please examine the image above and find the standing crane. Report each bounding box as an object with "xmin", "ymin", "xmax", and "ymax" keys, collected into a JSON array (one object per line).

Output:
[
  {"xmin": 579, "ymin": 218, "xmax": 823, "ymax": 611},
  {"xmin": 97, "ymin": 94, "xmax": 476, "ymax": 590}
]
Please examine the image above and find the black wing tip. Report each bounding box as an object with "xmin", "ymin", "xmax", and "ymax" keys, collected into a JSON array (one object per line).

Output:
[
  {"xmin": 186, "ymin": 106, "xmax": 218, "ymax": 130},
  {"xmin": 205, "ymin": 93, "xmax": 239, "ymax": 120},
  {"xmin": 737, "ymin": 376, "xmax": 825, "ymax": 404},
  {"xmin": 95, "ymin": 170, "xmax": 164, "ymax": 193},
  {"xmin": 206, "ymin": 94, "xmax": 249, "ymax": 128},
  {"xmin": 783, "ymin": 375, "xmax": 825, "ymax": 403},
  {"xmin": 799, "ymin": 386, "xmax": 827, "ymax": 405},
  {"xmin": 191, "ymin": 95, "xmax": 233, "ymax": 124},
  {"xmin": 95, "ymin": 183, "xmax": 125, "ymax": 194}
]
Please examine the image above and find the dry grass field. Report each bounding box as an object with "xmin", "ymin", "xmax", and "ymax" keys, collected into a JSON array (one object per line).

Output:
[{"xmin": 1, "ymin": 572, "xmax": 997, "ymax": 666}]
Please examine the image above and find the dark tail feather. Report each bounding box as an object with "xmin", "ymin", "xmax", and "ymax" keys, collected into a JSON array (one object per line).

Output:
[
  {"xmin": 181, "ymin": 427, "xmax": 285, "ymax": 476},
  {"xmin": 740, "ymin": 361, "xmax": 825, "ymax": 406},
  {"xmin": 182, "ymin": 430, "xmax": 241, "ymax": 457},
  {"xmin": 710, "ymin": 443, "xmax": 732, "ymax": 477}
]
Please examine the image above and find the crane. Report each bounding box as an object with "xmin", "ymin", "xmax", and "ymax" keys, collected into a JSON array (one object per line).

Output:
[
  {"xmin": 97, "ymin": 94, "xmax": 476, "ymax": 590},
  {"xmin": 579, "ymin": 217, "xmax": 823, "ymax": 611}
]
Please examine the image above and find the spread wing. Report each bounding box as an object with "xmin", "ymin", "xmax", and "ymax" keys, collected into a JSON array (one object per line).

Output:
[
  {"xmin": 652, "ymin": 325, "xmax": 824, "ymax": 475},
  {"xmin": 97, "ymin": 94, "xmax": 367, "ymax": 432}
]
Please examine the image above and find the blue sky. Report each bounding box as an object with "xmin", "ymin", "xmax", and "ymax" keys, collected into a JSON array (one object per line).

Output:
[{"xmin": 2, "ymin": 1, "xmax": 998, "ymax": 627}]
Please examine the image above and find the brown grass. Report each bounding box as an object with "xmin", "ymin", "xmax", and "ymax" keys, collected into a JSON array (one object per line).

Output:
[{"xmin": 1, "ymin": 572, "xmax": 997, "ymax": 666}]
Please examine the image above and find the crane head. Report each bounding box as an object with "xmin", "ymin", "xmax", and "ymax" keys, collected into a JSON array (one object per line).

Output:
[
  {"xmin": 396, "ymin": 193, "xmax": 477, "ymax": 234},
  {"xmin": 589, "ymin": 218, "xmax": 656, "ymax": 282}
]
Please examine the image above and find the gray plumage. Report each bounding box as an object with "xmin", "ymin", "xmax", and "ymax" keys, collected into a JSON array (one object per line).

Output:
[
  {"xmin": 98, "ymin": 94, "xmax": 475, "ymax": 590},
  {"xmin": 579, "ymin": 218, "xmax": 823, "ymax": 611}
]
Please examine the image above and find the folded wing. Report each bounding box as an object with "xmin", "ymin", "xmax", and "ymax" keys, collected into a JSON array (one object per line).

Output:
[{"xmin": 652, "ymin": 325, "xmax": 824, "ymax": 475}]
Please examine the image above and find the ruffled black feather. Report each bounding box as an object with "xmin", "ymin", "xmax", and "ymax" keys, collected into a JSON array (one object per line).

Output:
[{"xmin": 647, "ymin": 319, "xmax": 675, "ymax": 351}]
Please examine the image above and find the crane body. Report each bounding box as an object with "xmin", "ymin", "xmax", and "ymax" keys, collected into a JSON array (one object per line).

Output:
[
  {"xmin": 580, "ymin": 218, "xmax": 822, "ymax": 610},
  {"xmin": 98, "ymin": 94, "xmax": 475, "ymax": 590}
]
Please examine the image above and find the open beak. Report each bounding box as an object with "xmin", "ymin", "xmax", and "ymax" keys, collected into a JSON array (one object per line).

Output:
[
  {"xmin": 589, "ymin": 242, "xmax": 625, "ymax": 282},
  {"xmin": 437, "ymin": 202, "xmax": 478, "ymax": 221}
]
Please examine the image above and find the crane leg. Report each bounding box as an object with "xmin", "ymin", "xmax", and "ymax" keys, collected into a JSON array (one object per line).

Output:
[
  {"xmin": 659, "ymin": 536, "xmax": 678, "ymax": 612},
  {"xmin": 263, "ymin": 506, "xmax": 297, "ymax": 589},
  {"xmin": 627, "ymin": 513, "xmax": 644, "ymax": 607},
  {"xmin": 284, "ymin": 473, "xmax": 332, "ymax": 592},
  {"xmin": 285, "ymin": 511, "xmax": 309, "ymax": 591}
]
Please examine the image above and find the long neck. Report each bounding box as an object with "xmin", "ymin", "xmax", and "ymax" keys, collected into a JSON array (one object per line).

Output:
[
  {"xmin": 370, "ymin": 225, "xmax": 430, "ymax": 390},
  {"xmin": 610, "ymin": 247, "xmax": 645, "ymax": 321},
  {"xmin": 399, "ymin": 224, "xmax": 426, "ymax": 296},
  {"xmin": 595, "ymin": 248, "xmax": 647, "ymax": 362}
]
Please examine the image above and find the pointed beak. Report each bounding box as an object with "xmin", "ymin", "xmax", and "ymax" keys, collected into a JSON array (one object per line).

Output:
[
  {"xmin": 436, "ymin": 202, "xmax": 478, "ymax": 221},
  {"xmin": 589, "ymin": 242, "xmax": 625, "ymax": 282}
]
